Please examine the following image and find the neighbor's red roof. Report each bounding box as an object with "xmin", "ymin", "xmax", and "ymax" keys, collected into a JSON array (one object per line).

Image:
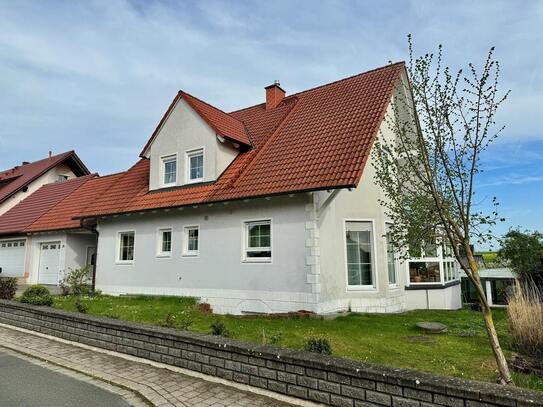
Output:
[
  {"xmin": 140, "ymin": 91, "xmax": 252, "ymax": 156},
  {"xmin": 0, "ymin": 175, "xmax": 96, "ymax": 235},
  {"xmin": 0, "ymin": 151, "xmax": 90, "ymax": 206},
  {"xmin": 25, "ymin": 172, "xmax": 124, "ymax": 233},
  {"xmin": 78, "ymin": 62, "xmax": 405, "ymax": 218}
]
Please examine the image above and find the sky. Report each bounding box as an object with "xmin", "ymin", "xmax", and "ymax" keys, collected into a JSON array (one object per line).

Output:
[{"xmin": 0, "ymin": 0, "xmax": 542, "ymax": 247}]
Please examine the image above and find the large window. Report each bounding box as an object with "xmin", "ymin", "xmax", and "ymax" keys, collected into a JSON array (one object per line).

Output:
[
  {"xmin": 118, "ymin": 231, "xmax": 135, "ymax": 263},
  {"xmin": 161, "ymin": 155, "xmax": 177, "ymax": 186},
  {"xmin": 408, "ymin": 240, "xmax": 459, "ymax": 284},
  {"xmin": 183, "ymin": 226, "xmax": 199, "ymax": 256},
  {"xmin": 345, "ymin": 221, "xmax": 374, "ymax": 287},
  {"xmin": 186, "ymin": 149, "xmax": 204, "ymax": 183},
  {"xmin": 244, "ymin": 220, "xmax": 271, "ymax": 262},
  {"xmin": 385, "ymin": 223, "xmax": 397, "ymax": 286},
  {"xmin": 157, "ymin": 228, "xmax": 172, "ymax": 257}
]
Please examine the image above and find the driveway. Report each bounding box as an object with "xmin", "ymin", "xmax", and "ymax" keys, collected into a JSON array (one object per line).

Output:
[{"xmin": 0, "ymin": 351, "xmax": 131, "ymax": 407}]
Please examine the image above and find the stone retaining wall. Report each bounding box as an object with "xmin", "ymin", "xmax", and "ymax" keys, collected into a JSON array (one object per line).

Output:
[{"xmin": 0, "ymin": 300, "xmax": 541, "ymax": 407}]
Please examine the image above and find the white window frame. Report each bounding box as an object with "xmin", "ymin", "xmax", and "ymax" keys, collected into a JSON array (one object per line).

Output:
[
  {"xmin": 185, "ymin": 147, "xmax": 204, "ymax": 184},
  {"xmin": 385, "ymin": 222, "xmax": 399, "ymax": 288},
  {"xmin": 156, "ymin": 227, "xmax": 173, "ymax": 258},
  {"xmin": 182, "ymin": 225, "xmax": 200, "ymax": 257},
  {"xmin": 344, "ymin": 219, "xmax": 377, "ymax": 291},
  {"xmin": 161, "ymin": 153, "xmax": 178, "ymax": 187},
  {"xmin": 116, "ymin": 231, "xmax": 135, "ymax": 264},
  {"xmin": 242, "ymin": 219, "xmax": 272, "ymax": 263},
  {"xmin": 406, "ymin": 239, "xmax": 460, "ymax": 286}
]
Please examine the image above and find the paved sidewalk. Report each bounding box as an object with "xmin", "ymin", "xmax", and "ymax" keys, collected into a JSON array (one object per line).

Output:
[{"xmin": 0, "ymin": 325, "xmax": 295, "ymax": 407}]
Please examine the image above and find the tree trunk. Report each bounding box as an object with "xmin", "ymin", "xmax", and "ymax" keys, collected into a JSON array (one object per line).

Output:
[{"xmin": 466, "ymin": 250, "xmax": 514, "ymax": 385}]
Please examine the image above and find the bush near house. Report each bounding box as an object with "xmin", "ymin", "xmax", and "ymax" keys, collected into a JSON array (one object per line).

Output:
[
  {"xmin": 51, "ymin": 295, "xmax": 543, "ymax": 391},
  {"xmin": 0, "ymin": 277, "xmax": 17, "ymax": 300},
  {"xmin": 59, "ymin": 266, "xmax": 91, "ymax": 296},
  {"xmin": 20, "ymin": 285, "xmax": 54, "ymax": 306}
]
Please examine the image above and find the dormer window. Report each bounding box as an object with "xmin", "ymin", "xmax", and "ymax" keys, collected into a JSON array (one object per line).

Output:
[
  {"xmin": 186, "ymin": 148, "xmax": 204, "ymax": 183},
  {"xmin": 161, "ymin": 154, "xmax": 177, "ymax": 187}
]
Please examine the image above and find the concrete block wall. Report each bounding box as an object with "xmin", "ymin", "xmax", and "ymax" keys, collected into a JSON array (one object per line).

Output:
[{"xmin": 0, "ymin": 301, "xmax": 540, "ymax": 407}]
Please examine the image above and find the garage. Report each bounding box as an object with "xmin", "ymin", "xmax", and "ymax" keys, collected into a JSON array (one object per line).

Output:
[
  {"xmin": 38, "ymin": 241, "xmax": 61, "ymax": 285},
  {"xmin": 0, "ymin": 239, "xmax": 26, "ymax": 278}
]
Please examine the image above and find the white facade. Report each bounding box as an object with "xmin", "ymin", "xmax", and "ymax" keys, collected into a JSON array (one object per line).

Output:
[
  {"xmin": 144, "ymin": 98, "xmax": 238, "ymax": 191},
  {"xmin": 0, "ymin": 164, "xmax": 77, "ymax": 215},
  {"xmin": 88, "ymin": 74, "xmax": 462, "ymax": 314},
  {"xmin": 25, "ymin": 231, "xmax": 96, "ymax": 285}
]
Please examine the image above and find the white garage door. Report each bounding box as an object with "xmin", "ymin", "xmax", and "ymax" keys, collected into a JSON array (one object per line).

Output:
[
  {"xmin": 0, "ymin": 239, "xmax": 26, "ymax": 278},
  {"xmin": 38, "ymin": 242, "xmax": 61, "ymax": 285}
]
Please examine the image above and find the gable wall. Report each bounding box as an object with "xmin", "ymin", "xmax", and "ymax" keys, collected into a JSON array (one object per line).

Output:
[
  {"xmin": 314, "ymin": 85, "xmax": 408, "ymax": 314},
  {"xmin": 0, "ymin": 164, "xmax": 77, "ymax": 215},
  {"xmin": 148, "ymin": 98, "xmax": 238, "ymax": 191}
]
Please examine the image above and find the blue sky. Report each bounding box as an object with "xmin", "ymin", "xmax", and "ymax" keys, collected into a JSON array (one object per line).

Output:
[{"xmin": 0, "ymin": 1, "xmax": 542, "ymax": 246}]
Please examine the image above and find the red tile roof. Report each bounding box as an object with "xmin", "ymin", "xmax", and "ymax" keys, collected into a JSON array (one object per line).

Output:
[
  {"xmin": 25, "ymin": 173, "xmax": 124, "ymax": 233},
  {"xmin": 0, "ymin": 175, "xmax": 96, "ymax": 235},
  {"xmin": 140, "ymin": 91, "xmax": 251, "ymax": 157},
  {"xmin": 78, "ymin": 62, "xmax": 405, "ymax": 218},
  {"xmin": 0, "ymin": 151, "xmax": 91, "ymax": 206}
]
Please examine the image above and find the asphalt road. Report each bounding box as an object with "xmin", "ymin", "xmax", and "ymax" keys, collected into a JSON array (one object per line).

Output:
[{"xmin": 0, "ymin": 351, "xmax": 131, "ymax": 407}]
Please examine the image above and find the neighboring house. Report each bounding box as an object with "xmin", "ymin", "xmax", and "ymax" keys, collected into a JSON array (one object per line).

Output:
[
  {"xmin": 0, "ymin": 151, "xmax": 90, "ymax": 215},
  {"xmin": 66, "ymin": 62, "xmax": 461, "ymax": 314},
  {"xmin": 0, "ymin": 173, "xmax": 122, "ymax": 285},
  {"xmin": 461, "ymin": 268, "xmax": 516, "ymax": 307}
]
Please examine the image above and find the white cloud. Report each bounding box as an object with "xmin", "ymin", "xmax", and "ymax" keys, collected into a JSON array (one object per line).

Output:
[{"xmin": 0, "ymin": 0, "xmax": 541, "ymax": 173}]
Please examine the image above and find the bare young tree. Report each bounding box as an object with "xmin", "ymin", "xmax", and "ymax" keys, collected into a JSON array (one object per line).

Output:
[{"xmin": 373, "ymin": 36, "xmax": 513, "ymax": 384}]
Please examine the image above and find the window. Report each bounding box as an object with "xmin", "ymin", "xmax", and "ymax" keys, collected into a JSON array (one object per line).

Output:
[
  {"xmin": 345, "ymin": 221, "xmax": 374, "ymax": 287},
  {"xmin": 186, "ymin": 149, "xmax": 204, "ymax": 183},
  {"xmin": 161, "ymin": 155, "xmax": 177, "ymax": 186},
  {"xmin": 118, "ymin": 231, "xmax": 135, "ymax": 262},
  {"xmin": 157, "ymin": 228, "xmax": 172, "ymax": 257},
  {"xmin": 244, "ymin": 220, "xmax": 271, "ymax": 262},
  {"xmin": 385, "ymin": 223, "xmax": 397, "ymax": 286},
  {"xmin": 183, "ymin": 226, "xmax": 199, "ymax": 256},
  {"xmin": 57, "ymin": 174, "xmax": 69, "ymax": 182}
]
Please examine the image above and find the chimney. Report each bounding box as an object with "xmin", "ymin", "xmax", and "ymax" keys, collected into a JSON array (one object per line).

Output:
[
  {"xmin": 265, "ymin": 80, "xmax": 285, "ymax": 110},
  {"xmin": 48, "ymin": 151, "xmax": 52, "ymax": 159}
]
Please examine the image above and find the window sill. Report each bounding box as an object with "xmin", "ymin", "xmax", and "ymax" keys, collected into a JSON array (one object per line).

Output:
[
  {"xmin": 115, "ymin": 261, "xmax": 134, "ymax": 265},
  {"xmin": 156, "ymin": 253, "xmax": 172, "ymax": 258},
  {"xmin": 242, "ymin": 259, "xmax": 272, "ymax": 264},
  {"xmin": 182, "ymin": 252, "xmax": 199, "ymax": 258},
  {"xmin": 346, "ymin": 286, "xmax": 377, "ymax": 292},
  {"xmin": 186, "ymin": 178, "xmax": 204, "ymax": 184}
]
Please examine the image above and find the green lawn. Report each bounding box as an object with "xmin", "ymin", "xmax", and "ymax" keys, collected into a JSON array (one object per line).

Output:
[{"xmin": 52, "ymin": 295, "xmax": 542, "ymax": 391}]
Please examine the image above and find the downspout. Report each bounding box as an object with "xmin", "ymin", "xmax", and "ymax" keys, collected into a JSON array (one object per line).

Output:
[{"xmin": 80, "ymin": 219, "xmax": 99, "ymax": 292}]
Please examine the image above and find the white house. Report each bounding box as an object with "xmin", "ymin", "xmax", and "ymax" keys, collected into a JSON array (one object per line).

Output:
[
  {"xmin": 0, "ymin": 151, "xmax": 90, "ymax": 281},
  {"xmin": 71, "ymin": 62, "xmax": 462, "ymax": 314},
  {"xmin": 0, "ymin": 63, "xmax": 462, "ymax": 314}
]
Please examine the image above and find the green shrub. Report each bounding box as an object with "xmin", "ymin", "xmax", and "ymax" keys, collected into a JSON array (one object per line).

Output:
[
  {"xmin": 59, "ymin": 267, "xmax": 91, "ymax": 296},
  {"xmin": 210, "ymin": 321, "xmax": 229, "ymax": 337},
  {"xmin": 160, "ymin": 313, "xmax": 176, "ymax": 328},
  {"xmin": 0, "ymin": 277, "xmax": 18, "ymax": 300},
  {"xmin": 75, "ymin": 298, "xmax": 88, "ymax": 314},
  {"xmin": 304, "ymin": 337, "xmax": 332, "ymax": 355},
  {"xmin": 20, "ymin": 285, "xmax": 53, "ymax": 306}
]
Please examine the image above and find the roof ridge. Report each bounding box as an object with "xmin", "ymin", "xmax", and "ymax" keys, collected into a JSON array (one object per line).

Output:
[
  {"xmin": 229, "ymin": 62, "xmax": 405, "ymax": 114},
  {"xmin": 180, "ymin": 90, "xmax": 244, "ymax": 123}
]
